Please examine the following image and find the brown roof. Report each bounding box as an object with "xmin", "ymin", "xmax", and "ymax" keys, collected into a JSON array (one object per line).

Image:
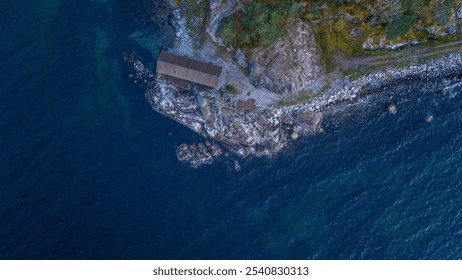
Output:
[{"xmin": 156, "ymin": 51, "xmax": 222, "ymax": 88}]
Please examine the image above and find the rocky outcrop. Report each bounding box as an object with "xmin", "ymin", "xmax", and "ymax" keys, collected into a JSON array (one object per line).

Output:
[
  {"xmin": 124, "ymin": 51, "xmax": 324, "ymax": 167},
  {"xmin": 123, "ymin": 52, "xmax": 154, "ymax": 85},
  {"xmin": 145, "ymin": 75, "xmax": 321, "ymax": 158},
  {"xmin": 458, "ymin": 4, "xmax": 462, "ymax": 19},
  {"xmin": 296, "ymin": 112, "xmax": 323, "ymax": 132},
  {"xmin": 362, "ymin": 37, "xmax": 422, "ymax": 51},
  {"xmin": 248, "ymin": 20, "xmax": 323, "ymax": 94},
  {"xmin": 176, "ymin": 141, "xmax": 222, "ymax": 168}
]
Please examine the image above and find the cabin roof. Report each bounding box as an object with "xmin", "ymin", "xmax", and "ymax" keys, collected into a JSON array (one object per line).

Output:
[{"xmin": 156, "ymin": 51, "xmax": 222, "ymax": 88}]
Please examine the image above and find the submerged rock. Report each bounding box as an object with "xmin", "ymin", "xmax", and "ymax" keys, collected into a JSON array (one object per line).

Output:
[
  {"xmin": 233, "ymin": 160, "xmax": 241, "ymax": 172},
  {"xmin": 205, "ymin": 141, "xmax": 222, "ymax": 157},
  {"xmin": 386, "ymin": 104, "xmax": 397, "ymax": 115},
  {"xmin": 290, "ymin": 131, "xmax": 299, "ymax": 141},
  {"xmin": 123, "ymin": 52, "xmax": 154, "ymax": 84},
  {"xmin": 176, "ymin": 143, "xmax": 194, "ymax": 162}
]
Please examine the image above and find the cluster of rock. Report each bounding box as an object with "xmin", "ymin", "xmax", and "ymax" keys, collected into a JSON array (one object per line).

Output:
[
  {"xmin": 176, "ymin": 142, "xmax": 222, "ymax": 168},
  {"xmin": 123, "ymin": 52, "xmax": 153, "ymax": 85},
  {"xmin": 362, "ymin": 38, "xmax": 422, "ymax": 51}
]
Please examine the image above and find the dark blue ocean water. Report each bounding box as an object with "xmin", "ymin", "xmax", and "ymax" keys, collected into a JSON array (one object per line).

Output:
[{"xmin": 1, "ymin": 0, "xmax": 462, "ymax": 259}]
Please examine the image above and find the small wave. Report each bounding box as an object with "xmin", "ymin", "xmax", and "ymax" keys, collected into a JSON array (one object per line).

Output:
[{"xmin": 442, "ymin": 81, "xmax": 462, "ymax": 97}]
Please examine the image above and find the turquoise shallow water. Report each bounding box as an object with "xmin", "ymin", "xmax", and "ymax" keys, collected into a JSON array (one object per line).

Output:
[{"xmin": 1, "ymin": 0, "xmax": 462, "ymax": 259}]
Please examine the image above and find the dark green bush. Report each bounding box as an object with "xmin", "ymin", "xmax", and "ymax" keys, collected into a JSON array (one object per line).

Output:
[
  {"xmin": 309, "ymin": 3, "xmax": 321, "ymax": 18},
  {"xmin": 386, "ymin": 11, "xmax": 418, "ymax": 39},
  {"xmin": 400, "ymin": 0, "xmax": 423, "ymax": 12},
  {"xmin": 216, "ymin": 0, "xmax": 298, "ymax": 48},
  {"xmin": 216, "ymin": 17, "xmax": 238, "ymax": 43},
  {"xmin": 223, "ymin": 84, "xmax": 238, "ymax": 95}
]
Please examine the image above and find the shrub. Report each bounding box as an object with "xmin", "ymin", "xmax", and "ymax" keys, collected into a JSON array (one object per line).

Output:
[
  {"xmin": 216, "ymin": 0, "xmax": 298, "ymax": 48},
  {"xmin": 217, "ymin": 17, "xmax": 238, "ymax": 43},
  {"xmin": 239, "ymin": 31, "xmax": 255, "ymax": 46},
  {"xmin": 386, "ymin": 11, "xmax": 418, "ymax": 39},
  {"xmin": 258, "ymin": 24, "xmax": 285, "ymax": 46},
  {"xmin": 309, "ymin": 3, "xmax": 321, "ymax": 18},
  {"xmin": 223, "ymin": 84, "xmax": 238, "ymax": 95}
]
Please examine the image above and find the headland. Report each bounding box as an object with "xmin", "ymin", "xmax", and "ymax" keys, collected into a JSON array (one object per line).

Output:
[{"xmin": 125, "ymin": 0, "xmax": 462, "ymax": 168}]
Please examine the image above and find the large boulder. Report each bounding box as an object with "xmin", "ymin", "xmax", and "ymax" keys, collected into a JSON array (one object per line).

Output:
[
  {"xmin": 457, "ymin": 5, "xmax": 462, "ymax": 19},
  {"xmin": 248, "ymin": 20, "xmax": 323, "ymax": 94}
]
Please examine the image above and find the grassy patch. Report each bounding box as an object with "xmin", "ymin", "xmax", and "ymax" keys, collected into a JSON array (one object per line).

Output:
[
  {"xmin": 341, "ymin": 68, "xmax": 362, "ymax": 78},
  {"xmin": 276, "ymin": 90, "xmax": 314, "ymax": 107},
  {"xmin": 314, "ymin": 19, "xmax": 366, "ymax": 70},
  {"xmin": 276, "ymin": 99, "xmax": 288, "ymax": 107},
  {"xmin": 298, "ymin": 0, "xmax": 462, "ymax": 72},
  {"xmin": 223, "ymin": 84, "xmax": 239, "ymax": 95},
  {"xmin": 216, "ymin": 17, "xmax": 238, "ymax": 42}
]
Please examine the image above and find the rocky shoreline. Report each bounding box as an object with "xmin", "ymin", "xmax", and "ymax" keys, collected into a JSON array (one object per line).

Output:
[
  {"xmin": 125, "ymin": 1, "xmax": 462, "ymax": 169},
  {"xmin": 289, "ymin": 53, "xmax": 462, "ymax": 113}
]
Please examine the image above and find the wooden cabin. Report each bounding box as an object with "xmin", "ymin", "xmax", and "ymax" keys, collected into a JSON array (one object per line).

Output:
[{"xmin": 156, "ymin": 51, "xmax": 222, "ymax": 89}]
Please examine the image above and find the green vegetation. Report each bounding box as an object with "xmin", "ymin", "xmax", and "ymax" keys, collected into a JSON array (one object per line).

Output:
[
  {"xmin": 300, "ymin": 0, "xmax": 461, "ymax": 71},
  {"xmin": 214, "ymin": 0, "xmax": 461, "ymax": 73},
  {"xmin": 386, "ymin": 11, "xmax": 419, "ymax": 39},
  {"xmin": 314, "ymin": 18, "xmax": 366, "ymax": 71},
  {"xmin": 223, "ymin": 84, "xmax": 239, "ymax": 95},
  {"xmin": 217, "ymin": 0, "xmax": 298, "ymax": 48},
  {"xmin": 277, "ymin": 90, "xmax": 314, "ymax": 107}
]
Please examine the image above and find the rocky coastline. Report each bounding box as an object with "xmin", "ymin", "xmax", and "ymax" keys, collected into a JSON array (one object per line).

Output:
[{"xmin": 125, "ymin": 0, "xmax": 462, "ymax": 168}]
